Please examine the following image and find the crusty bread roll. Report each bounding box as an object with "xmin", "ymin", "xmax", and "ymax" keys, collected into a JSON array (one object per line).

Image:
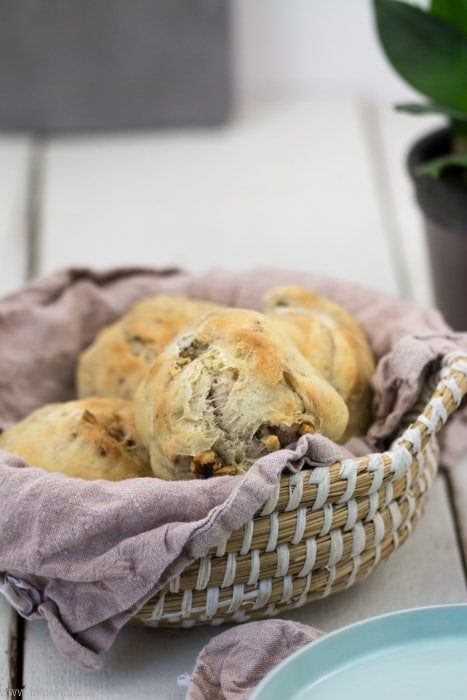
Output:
[
  {"xmin": 264, "ymin": 285, "xmax": 375, "ymax": 440},
  {"xmin": 0, "ymin": 397, "xmax": 152, "ymax": 480},
  {"xmin": 76, "ymin": 294, "xmax": 225, "ymax": 400},
  {"xmin": 134, "ymin": 308, "xmax": 349, "ymax": 480}
]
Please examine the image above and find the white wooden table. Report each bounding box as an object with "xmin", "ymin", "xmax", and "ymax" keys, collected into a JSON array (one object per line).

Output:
[{"xmin": 1, "ymin": 95, "xmax": 466, "ymax": 699}]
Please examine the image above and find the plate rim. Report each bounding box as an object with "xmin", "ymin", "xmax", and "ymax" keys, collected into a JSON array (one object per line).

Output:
[{"xmin": 250, "ymin": 603, "xmax": 467, "ymax": 699}]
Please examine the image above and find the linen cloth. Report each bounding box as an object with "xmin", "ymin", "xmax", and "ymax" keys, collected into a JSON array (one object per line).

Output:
[
  {"xmin": 0, "ymin": 266, "xmax": 466, "ymax": 673},
  {"xmin": 185, "ymin": 619, "xmax": 325, "ymax": 699}
]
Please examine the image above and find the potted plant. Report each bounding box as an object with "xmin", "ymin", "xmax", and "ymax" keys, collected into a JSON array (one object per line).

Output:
[{"xmin": 372, "ymin": 0, "xmax": 467, "ymax": 331}]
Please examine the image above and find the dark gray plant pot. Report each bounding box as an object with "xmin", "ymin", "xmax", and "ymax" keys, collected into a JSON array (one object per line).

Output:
[
  {"xmin": 407, "ymin": 128, "xmax": 467, "ymax": 331},
  {"xmin": 0, "ymin": 0, "xmax": 231, "ymax": 132}
]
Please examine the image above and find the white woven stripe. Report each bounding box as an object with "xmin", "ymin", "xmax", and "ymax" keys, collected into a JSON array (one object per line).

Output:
[
  {"xmin": 319, "ymin": 504, "xmax": 334, "ymax": 536},
  {"xmin": 285, "ymin": 472, "xmax": 304, "ymax": 511},
  {"xmin": 351, "ymin": 522, "xmax": 366, "ymax": 556},
  {"xmin": 390, "ymin": 445, "xmax": 412, "ymax": 480},
  {"xmin": 404, "ymin": 426, "xmax": 422, "ymax": 453},
  {"xmin": 292, "ymin": 573, "xmax": 312, "ymax": 608},
  {"xmin": 231, "ymin": 609, "xmax": 251, "ymax": 623},
  {"xmin": 210, "ymin": 617, "xmax": 226, "ymax": 626},
  {"xmin": 365, "ymin": 492, "xmax": 379, "ymax": 522},
  {"xmin": 298, "ymin": 538, "xmax": 317, "ymax": 577},
  {"xmin": 265, "ymin": 512, "xmax": 279, "ymax": 552},
  {"xmin": 227, "ymin": 584, "xmax": 245, "ymax": 613},
  {"xmin": 403, "ymin": 517, "xmax": 413, "ymax": 538},
  {"xmin": 384, "ymin": 481, "xmax": 394, "ymax": 507},
  {"xmin": 372, "ymin": 512, "xmax": 385, "ymax": 545},
  {"xmin": 418, "ymin": 396, "xmax": 448, "ymax": 433},
  {"xmin": 215, "ymin": 537, "xmax": 227, "ymax": 557},
  {"xmin": 292, "ymin": 507, "xmax": 307, "ymax": 545},
  {"xmin": 222, "ymin": 552, "xmax": 237, "ymax": 588},
  {"xmin": 275, "ymin": 543, "xmax": 290, "ymax": 578},
  {"xmin": 280, "ymin": 574, "xmax": 294, "ymax": 603},
  {"xmin": 196, "ymin": 557, "xmax": 211, "ymax": 590},
  {"xmin": 339, "ymin": 459, "xmax": 358, "ymax": 502},
  {"xmin": 181, "ymin": 590, "xmax": 193, "ymax": 618},
  {"xmin": 344, "ymin": 498, "xmax": 359, "ymax": 531},
  {"xmin": 181, "ymin": 619, "xmax": 196, "ymax": 628},
  {"xmin": 388, "ymin": 501, "xmax": 402, "ymax": 532},
  {"xmin": 346, "ymin": 555, "xmax": 361, "ymax": 588},
  {"xmin": 308, "ymin": 467, "xmax": 331, "ymax": 509},
  {"xmin": 443, "ymin": 353, "xmax": 467, "ymax": 376},
  {"xmin": 253, "ymin": 579, "xmax": 272, "ymax": 609},
  {"xmin": 263, "ymin": 603, "xmax": 280, "ymax": 618},
  {"xmin": 248, "ymin": 549, "xmax": 261, "ymax": 586},
  {"xmin": 367, "ymin": 454, "xmax": 385, "ymax": 494},
  {"xmin": 205, "ymin": 587, "xmax": 219, "ymax": 617},
  {"xmin": 323, "ymin": 566, "xmax": 336, "ymax": 597},
  {"xmin": 442, "ymin": 376, "xmax": 463, "ymax": 404},
  {"xmin": 429, "ymin": 395, "xmax": 448, "ymax": 426},
  {"xmin": 240, "ymin": 519, "xmax": 254, "ymax": 555},
  {"xmin": 150, "ymin": 592, "xmax": 166, "ymax": 621},
  {"xmin": 169, "ymin": 576, "xmax": 180, "ymax": 593},
  {"xmin": 328, "ymin": 529, "xmax": 344, "ymax": 567},
  {"xmin": 417, "ymin": 471, "xmax": 428, "ymax": 495},
  {"xmin": 407, "ymin": 493, "xmax": 417, "ymax": 521},
  {"xmin": 260, "ymin": 484, "xmax": 280, "ymax": 515}
]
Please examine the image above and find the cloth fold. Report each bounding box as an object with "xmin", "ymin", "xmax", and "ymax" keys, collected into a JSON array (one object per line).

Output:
[
  {"xmin": 186, "ymin": 619, "xmax": 325, "ymax": 699},
  {"xmin": 0, "ymin": 265, "xmax": 466, "ymax": 671}
]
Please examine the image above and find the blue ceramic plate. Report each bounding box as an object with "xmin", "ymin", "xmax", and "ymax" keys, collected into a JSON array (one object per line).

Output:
[{"xmin": 250, "ymin": 605, "xmax": 467, "ymax": 700}]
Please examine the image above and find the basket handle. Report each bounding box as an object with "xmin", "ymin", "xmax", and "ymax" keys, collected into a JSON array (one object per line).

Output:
[{"xmin": 394, "ymin": 352, "xmax": 467, "ymax": 457}]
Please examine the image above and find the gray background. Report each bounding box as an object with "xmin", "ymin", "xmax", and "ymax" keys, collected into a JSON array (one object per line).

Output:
[{"xmin": 0, "ymin": 0, "xmax": 231, "ymax": 131}]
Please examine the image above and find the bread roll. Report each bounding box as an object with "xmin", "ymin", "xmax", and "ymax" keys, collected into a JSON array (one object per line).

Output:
[
  {"xmin": 264, "ymin": 285, "xmax": 375, "ymax": 440},
  {"xmin": 76, "ymin": 294, "xmax": 225, "ymax": 400},
  {"xmin": 134, "ymin": 308, "xmax": 349, "ymax": 480},
  {"xmin": 0, "ymin": 397, "xmax": 152, "ymax": 480}
]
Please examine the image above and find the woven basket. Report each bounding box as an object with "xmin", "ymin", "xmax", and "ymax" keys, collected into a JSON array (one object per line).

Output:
[{"xmin": 132, "ymin": 351, "xmax": 467, "ymax": 628}]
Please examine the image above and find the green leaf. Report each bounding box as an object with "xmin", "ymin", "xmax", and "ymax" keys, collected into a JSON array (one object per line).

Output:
[
  {"xmin": 372, "ymin": 0, "xmax": 467, "ymax": 113},
  {"xmin": 415, "ymin": 153, "xmax": 467, "ymax": 177},
  {"xmin": 431, "ymin": 0, "xmax": 467, "ymax": 36},
  {"xmin": 395, "ymin": 101, "xmax": 467, "ymax": 121}
]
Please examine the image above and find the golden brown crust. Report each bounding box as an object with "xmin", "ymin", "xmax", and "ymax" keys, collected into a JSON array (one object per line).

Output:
[
  {"xmin": 0, "ymin": 397, "xmax": 152, "ymax": 480},
  {"xmin": 134, "ymin": 308, "xmax": 349, "ymax": 480},
  {"xmin": 264, "ymin": 285, "xmax": 376, "ymax": 440},
  {"xmin": 76, "ymin": 294, "xmax": 225, "ymax": 400}
]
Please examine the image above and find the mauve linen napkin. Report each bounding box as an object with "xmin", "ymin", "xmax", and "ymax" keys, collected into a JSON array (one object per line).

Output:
[
  {"xmin": 185, "ymin": 619, "xmax": 325, "ymax": 699},
  {"xmin": 0, "ymin": 266, "xmax": 466, "ymax": 674}
]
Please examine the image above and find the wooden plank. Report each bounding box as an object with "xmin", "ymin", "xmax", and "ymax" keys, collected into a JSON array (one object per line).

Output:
[
  {"xmin": 0, "ymin": 136, "xmax": 31, "ymax": 297},
  {"xmin": 0, "ymin": 599, "xmax": 17, "ymax": 699},
  {"xmin": 371, "ymin": 103, "xmax": 445, "ymax": 306},
  {"xmin": 38, "ymin": 95, "xmax": 400, "ymax": 296},
  {"xmin": 0, "ymin": 134, "xmax": 31, "ymax": 698},
  {"xmin": 445, "ymin": 453, "xmax": 467, "ymax": 574},
  {"xmin": 21, "ymin": 475, "xmax": 465, "ymax": 698}
]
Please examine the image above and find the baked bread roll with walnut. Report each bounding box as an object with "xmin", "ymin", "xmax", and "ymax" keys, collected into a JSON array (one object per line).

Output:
[
  {"xmin": 76, "ymin": 294, "xmax": 225, "ymax": 401},
  {"xmin": 134, "ymin": 308, "xmax": 349, "ymax": 480},
  {"xmin": 264, "ymin": 285, "xmax": 375, "ymax": 441},
  {"xmin": 0, "ymin": 397, "xmax": 152, "ymax": 480}
]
